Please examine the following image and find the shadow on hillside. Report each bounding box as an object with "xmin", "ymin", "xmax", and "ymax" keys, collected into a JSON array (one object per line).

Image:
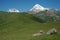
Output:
[{"xmin": 31, "ymin": 15, "xmax": 46, "ymax": 23}]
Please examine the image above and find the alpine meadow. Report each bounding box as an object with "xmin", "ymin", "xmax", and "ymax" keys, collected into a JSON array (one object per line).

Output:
[{"xmin": 0, "ymin": 11, "xmax": 60, "ymax": 40}]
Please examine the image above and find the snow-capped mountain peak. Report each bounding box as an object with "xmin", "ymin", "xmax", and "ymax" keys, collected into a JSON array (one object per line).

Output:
[
  {"xmin": 32, "ymin": 4, "xmax": 45, "ymax": 10},
  {"xmin": 29, "ymin": 4, "xmax": 49, "ymax": 12},
  {"xmin": 8, "ymin": 8, "xmax": 20, "ymax": 12}
]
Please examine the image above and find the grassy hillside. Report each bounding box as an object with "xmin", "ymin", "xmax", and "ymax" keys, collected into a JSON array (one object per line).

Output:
[{"xmin": 0, "ymin": 12, "xmax": 60, "ymax": 40}]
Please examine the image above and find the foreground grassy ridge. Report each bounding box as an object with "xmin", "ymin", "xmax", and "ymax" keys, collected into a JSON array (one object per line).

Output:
[{"xmin": 0, "ymin": 12, "xmax": 60, "ymax": 40}]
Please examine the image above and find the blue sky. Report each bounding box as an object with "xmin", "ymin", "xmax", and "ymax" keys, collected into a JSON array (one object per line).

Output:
[{"xmin": 0, "ymin": 0, "xmax": 60, "ymax": 11}]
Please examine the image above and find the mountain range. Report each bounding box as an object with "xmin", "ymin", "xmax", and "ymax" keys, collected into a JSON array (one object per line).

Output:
[
  {"xmin": 0, "ymin": 4, "xmax": 60, "ymax": 40},
  {"xmin": 7, "ymin": 4, "xmax": 59, "ymax": 13},
  {"xmin": 1, "ymin": 4, "xmax": 60, "ymax": 22},
  {"xmin": 27, "ymin": 4, "xmax": 60, "ymax": 22}
]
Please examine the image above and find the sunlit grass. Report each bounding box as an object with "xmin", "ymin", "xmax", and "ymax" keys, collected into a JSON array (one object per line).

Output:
[{"xmin": 0, "ymin": 12, "xmax": 60, "ymax": 40}]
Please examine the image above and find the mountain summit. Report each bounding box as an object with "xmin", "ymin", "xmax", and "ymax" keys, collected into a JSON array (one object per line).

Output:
[
  {"xmin": 8, "ymin": 8, "xmax": 20, "ymax": 12},
  {"xmin": 29, "ymin": 4, "xmax": 49, "ymax": 12}
]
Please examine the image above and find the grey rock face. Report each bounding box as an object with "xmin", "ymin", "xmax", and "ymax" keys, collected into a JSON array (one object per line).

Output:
[
  {"xmin": 47, "ymin": 28, "xmax": 57, "ymax": 35},
  {"xmin": 32, "ymin": 30, "xmax": 45, "ymax": 36}
]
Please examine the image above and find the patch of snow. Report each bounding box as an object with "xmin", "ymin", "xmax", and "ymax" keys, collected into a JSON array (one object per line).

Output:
[
  {"xmin": 29, "ymin": 4, "xmax": 49, "ymax": 12},
  {"xmin": 8, "ymin": 8, "xmax": 20, "ymax": 12}
]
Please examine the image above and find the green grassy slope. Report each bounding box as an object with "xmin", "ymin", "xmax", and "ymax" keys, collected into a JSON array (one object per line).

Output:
[{"xmin": 0, "ymin": 12, "xmax": 60, "ymax": 40}]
